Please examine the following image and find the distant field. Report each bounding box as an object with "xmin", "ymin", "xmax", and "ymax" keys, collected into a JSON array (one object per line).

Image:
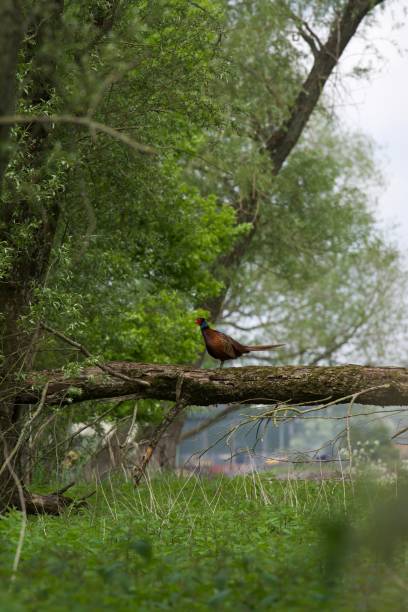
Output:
[{"xmin": 0, "ymin": 474, "xmax": 407, "ymax": 611}]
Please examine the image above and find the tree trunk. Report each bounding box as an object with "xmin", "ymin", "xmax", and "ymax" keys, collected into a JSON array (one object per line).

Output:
[
  {"xmin": 0, "ymin": 0, "xmax": 27, "ymax": 512},
  {"xmin": 15, "ymin": 362, "xmax": 408, "ymax": 408},
  {"xmin": 0, "ymin": 0, "xmax": 64, "ymax": 512}
]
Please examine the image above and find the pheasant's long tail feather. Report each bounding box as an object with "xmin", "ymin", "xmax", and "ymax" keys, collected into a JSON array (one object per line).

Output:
[{"xmin": 246, "ymin": 343, "xmax": 285, "ymax": 351}]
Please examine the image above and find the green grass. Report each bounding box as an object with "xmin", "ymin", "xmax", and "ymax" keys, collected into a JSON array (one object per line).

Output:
[{"xmin": 0, "ymin": 473, "xmax": 407, "ymax": 611}]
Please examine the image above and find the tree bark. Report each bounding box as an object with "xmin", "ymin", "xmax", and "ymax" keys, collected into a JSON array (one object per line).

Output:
[{"xmin": 15, "ymin": 362, "xmax": 408, "ymax": 408}]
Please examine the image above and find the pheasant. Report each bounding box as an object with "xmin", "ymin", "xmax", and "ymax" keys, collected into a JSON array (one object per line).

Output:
[{"xmin": 195, "ymin": 318, "xmax": 284, "ymax": 368}]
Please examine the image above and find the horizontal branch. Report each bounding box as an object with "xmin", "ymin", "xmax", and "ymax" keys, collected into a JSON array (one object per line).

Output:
[
  {"xmin": 15, "ymin": 362, "xmax": 408, "ymax": 408},
  {"xmin": 0, "ymin": 114, "xmax": 155, "ymax": 155}
]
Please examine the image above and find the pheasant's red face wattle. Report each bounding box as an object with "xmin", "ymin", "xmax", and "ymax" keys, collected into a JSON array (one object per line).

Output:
[{"xmin": 195, "ymin": 317, "xmax": 204, "ymax": 325}]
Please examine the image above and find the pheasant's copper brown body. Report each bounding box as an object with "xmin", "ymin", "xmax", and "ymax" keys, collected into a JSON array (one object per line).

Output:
[{"xmin": 195, "ymin": 318, "xmax": 284, "ymax": 368}]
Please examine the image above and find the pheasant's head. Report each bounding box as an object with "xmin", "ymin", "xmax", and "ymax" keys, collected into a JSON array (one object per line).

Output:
[{"xmin": 195, "ymin": 317, "xmax": 209, "ymax": 329}]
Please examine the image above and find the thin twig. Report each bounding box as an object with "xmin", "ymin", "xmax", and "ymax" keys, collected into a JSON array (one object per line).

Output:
[
  {"xmin": 1, "ymin": 436, "xmax": 27, "ymax": 584},
  {"xmin": 190, "ymin": 384, "xmax": 395, "ymax": 474},
  {"xmin": 40, "ymin": 322, "xmax": 150, "ymax": 387},
  {"xmin": 0, "ymin": 383, "xmax": 49, "ymax": 480},
  {"xmin": 134, "ymin": 374, "xmax": 187, "ymax": 485},
  {"xmin": 391, "ymin": 424, "xmax": 408, "ymax": 440},
  {"xmin": 51, "ymin": 481, "xmax": 76, "ymax": 496}
]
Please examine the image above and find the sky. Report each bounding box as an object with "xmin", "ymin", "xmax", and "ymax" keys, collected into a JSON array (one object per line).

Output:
[{"xmin": 336, "ymin": 1, "xmax": 408, "ymax": 253}]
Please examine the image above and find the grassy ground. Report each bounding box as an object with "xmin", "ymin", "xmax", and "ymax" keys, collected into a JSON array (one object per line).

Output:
[{"xmin": 0, "ymin": 473, "xmax": 407, "ymax": 611}]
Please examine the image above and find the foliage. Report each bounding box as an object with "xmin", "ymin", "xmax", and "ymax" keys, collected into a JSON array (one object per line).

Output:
[
  {"xmin": 2, "ymin": 0, "xmax": 402, "ymax": 374},
  {"xmin": 221, "ymin": 122, "xmax": 406, "ymax": 365},
  {"xmin": 0, "ymin": 476, "xmax": 408, "ymax": 610},
  {"xmin": 2, "ymin": 0, "xmax": 239, "ymax": 365}
]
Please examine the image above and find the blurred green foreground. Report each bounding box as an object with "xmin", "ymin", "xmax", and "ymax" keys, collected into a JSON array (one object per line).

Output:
[{"xmin": 1, "ymin": 474, "xmax": 408, "ymax": 611}]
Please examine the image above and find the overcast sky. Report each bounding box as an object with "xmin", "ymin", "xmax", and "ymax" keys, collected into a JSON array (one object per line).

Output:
[{"xmin": 336, "ymin": 1, "xmax": 408, "ymax": 252}]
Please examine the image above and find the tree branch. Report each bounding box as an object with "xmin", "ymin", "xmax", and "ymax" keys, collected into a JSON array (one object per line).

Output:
[
  {"xmin": 40, "ymin": 322, "xmax": 150, "ymax": 387},
  {"xmin": 0, "ymin": 114, "xmax": 155, "ymax": 155},
  {"xmin": 283, "ymin": 4, "xmax": 323, "ymax": 58},
  {"xmin": 14, "ymin": 362, "xmax": 408, "ymax": 408},
  {"xmin": 134, "ymin": 374, "xmax": 187, "ymax": 485},
  {"xmin": 179, "ymin": 403, "xmax": 243, "ymax": 442},
  {"xmin": 266, "ymin": 0, "xmax": 385, "ymax": 173}
]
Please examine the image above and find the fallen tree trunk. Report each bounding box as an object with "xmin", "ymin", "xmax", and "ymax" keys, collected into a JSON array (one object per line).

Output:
[
  {"xmin": 15, "ymin": 363, "xmax": 408, "ymax": 407},
  {"xmin": 16, "ymin": 490, "xmax": 88, "ymax": 515}
]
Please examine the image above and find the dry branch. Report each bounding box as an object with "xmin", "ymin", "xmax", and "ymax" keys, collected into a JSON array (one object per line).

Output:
[
  {"xmin": 180, "ymin": 403, "xmax": 242, "ymax": 442},
  {"xmin": 40, "ymin": 322, "xmax": 150, "ymax": 387},
  {"xmin": 15, "ymin": 363, "xmax": 408, "ymax": 408},
  {"xmin": 134, "ymin": 399, "xmax": 187, "ymax": 485}
]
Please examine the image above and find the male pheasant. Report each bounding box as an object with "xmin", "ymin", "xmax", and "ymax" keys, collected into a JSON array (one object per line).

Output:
[{"xmin": 195, "ymin": 318, "xmax": 284, "ymax": 368}]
